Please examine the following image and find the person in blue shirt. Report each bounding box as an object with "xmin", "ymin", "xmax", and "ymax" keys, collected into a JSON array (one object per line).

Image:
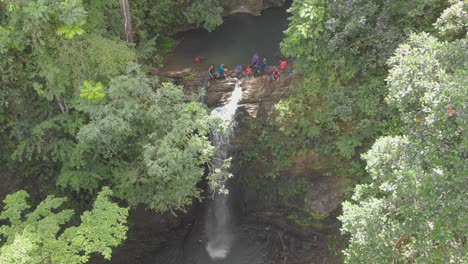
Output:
[
  {"xmin": 254, "ymin": 63, "xmax": 261, "ymax": 77},
  {"xmin": 260, "ymin": 58, "xmax": 268, "ymax": 73},
  {"xmin": 231, "ymin": 65, "xmax": 243, "ymax": 77},
  {"xmin": 251, "ymin": 52, "xmax": 259, "ymax": 66},
  {"xmin": 219, "ymin": 64, "xmax": 226, "ymax": 79}
]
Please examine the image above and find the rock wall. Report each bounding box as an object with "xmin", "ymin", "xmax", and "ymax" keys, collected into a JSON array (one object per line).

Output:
[
  {"xmin": 156, "ymin": 67, "xmax": 345, "ymax": 229},
  {"xmin": 155, "ymin": 67, "xmax": 293, "ymax": 115},
  {"xmin": 220, "ymin": 0, "xmax": 288, "ymax": 16}
]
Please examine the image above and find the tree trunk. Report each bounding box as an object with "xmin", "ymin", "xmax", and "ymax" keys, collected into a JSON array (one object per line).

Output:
[
  {"xmin": 120, "ymin": 0, "xmax": 133, "ymax": 43},
  {"xmin": 55, "ymin": 95, "xmax": 68, "ymax": 113}
]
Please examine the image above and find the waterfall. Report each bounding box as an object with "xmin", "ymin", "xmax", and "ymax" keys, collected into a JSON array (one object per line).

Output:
[{"xmin": 205, "ymin": 79, "xmax": 243, "ymax": 260}]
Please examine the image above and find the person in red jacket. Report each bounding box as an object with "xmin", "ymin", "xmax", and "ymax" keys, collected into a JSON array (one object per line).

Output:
[
  {"xmin": 194, "ymin": 57, "xmax": 201, "ymax": 63},
  {"xmin": 280, "ymin": 60, "xmax": 288, "ymax": 71},
  {"xmin": 272, "ymin": 67, "xmax": 280, "ymax": 81},
  {"xmin": 246, "ymin": 65, "xmax": 253, "ymax": 77}
]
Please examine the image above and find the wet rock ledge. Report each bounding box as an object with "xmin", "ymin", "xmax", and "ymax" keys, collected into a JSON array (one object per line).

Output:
[{"xmin": 155, "ymin": 67, "xmax": 295, "ymax": 117}]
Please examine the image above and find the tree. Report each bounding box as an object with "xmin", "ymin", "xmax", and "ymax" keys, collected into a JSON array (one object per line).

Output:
[
  {"xmin": 1, "ymin": 0, "xmax": 221, "ymax": 215},
  {"xmin": 185, "ymin": 0, "xmax": 223, "ymax": 32},
  {"xmin": 57, "ymin": 64, "xmax": 218, "ymax": 212},
  {"xmin": 120, "ymin": 0, "xmax": 133, "ymax": 43},
  {"xmin": 0, "ymin": 0, "xmax": 136, "ymax": 190},
  {"xmin": 0, "ymin": 187, "xmax": 128, "ymax": 263},
  {"xmin": 339, "ymin": 2, "xmax": 467, "ymax": 262},
  {"xmin": 6, "ymin": 34, "xmax": 136, "ymax": 180},
  {"xmin": 275, "ymin": 0, "xmax": 447, "ymax": 163}
]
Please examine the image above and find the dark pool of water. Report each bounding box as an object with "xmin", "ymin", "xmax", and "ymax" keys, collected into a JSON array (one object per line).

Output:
[
  {"xmin": 148, "ymin": 205, "xmax": 277, "ymax": 264},
  {"xmin": 163, "ymin": 8, "xmax": 289, "ymax": 72}
]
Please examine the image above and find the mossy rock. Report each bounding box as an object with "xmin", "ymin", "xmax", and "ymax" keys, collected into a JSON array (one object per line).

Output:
[
  {"xmin": 304, "ymin": 178, "xmax": 346, "ymax": 219},
  {"xmin": 287, "ymin": 210, "xmax": 326, "ymax": 228}
]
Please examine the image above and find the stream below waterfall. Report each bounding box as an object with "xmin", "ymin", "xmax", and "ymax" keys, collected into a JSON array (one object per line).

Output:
[{"xmin": 148, "ymin": 80, "xmax": 278, "ymax": 264}]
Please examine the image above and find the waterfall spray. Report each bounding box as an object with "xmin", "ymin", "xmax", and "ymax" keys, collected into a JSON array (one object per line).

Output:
[{"xmin": 205, "ymin": 79, "xmax": 243, "ymax": 260}]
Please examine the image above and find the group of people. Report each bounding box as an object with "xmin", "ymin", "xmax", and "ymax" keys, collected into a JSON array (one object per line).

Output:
[{"xmin": 205, "ymin": 52, "xmax": 288, "ymax": 81}]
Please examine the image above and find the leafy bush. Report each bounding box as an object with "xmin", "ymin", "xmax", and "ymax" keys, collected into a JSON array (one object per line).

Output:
[
  {"xmin": 340, "ymin": 4, "xmax": 467, "ymax": 261},
  {"xmin": 0, "ymin": 187, "xmax": 128, "ymax": 263}
]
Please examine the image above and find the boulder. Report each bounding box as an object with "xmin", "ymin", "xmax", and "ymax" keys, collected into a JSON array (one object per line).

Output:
[
  {"xmin": 152, "ymin": 67, "xmax": 194, "ymax": 84},
  {"xmin": 204, "ymin": 78, "xmax": 238, "ymax": 107},
  {"xmin": 304, "ymin": 177, "xmax": 346, "ymax": 219},
  {"xmin": 161, "ymin": 68, "xmax": 193, "ymax": 78},
  {"xmin": 238, "ymin": 73, "xmax": 293, "ymax": 116}
]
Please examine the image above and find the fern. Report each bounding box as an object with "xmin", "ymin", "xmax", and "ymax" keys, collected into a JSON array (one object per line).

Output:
[
  {"xmin": 79, "ymin": 80, "xmax": 105, "ymax": 99},
  {"xmin": 57, "ymin": 20, "xmax": 86, "ymax": 39}
]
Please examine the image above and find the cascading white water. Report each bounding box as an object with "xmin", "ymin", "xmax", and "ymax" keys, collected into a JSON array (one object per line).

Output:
[{"xmin": 205, "ymin": 79, "xmax": 243, "ymax": 260}]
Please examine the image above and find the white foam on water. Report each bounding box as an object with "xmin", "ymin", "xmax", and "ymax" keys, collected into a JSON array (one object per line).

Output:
[{"xmin": 206, "ymin": 242, "xmax": 229, "ymax": 259}]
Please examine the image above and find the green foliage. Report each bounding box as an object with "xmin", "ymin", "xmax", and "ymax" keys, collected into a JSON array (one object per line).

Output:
[
  {"xmin": 1, "ymin": 0, "xmax": 135, "ymax": 182},
  {"xmin": 122, "ymin": 0, "xmax": 224, "ymax": 60},
  {"xmin": 82, "ymin": 0, "xmax": 120, "ymax": 35},
  {"xmin": 11, "ymin": 113, "xmax": 84, "ymax": 163},
  {"xmin": 130, "ymin": 0, "xmax": 183, "ymax": 35},
  {"xmin": 234, "ymin": 117, "xmax": 294, "ymax": 179},
  {"xmin": 281, "ymin": 0, "xmax": 329, "ymax": 64},
  {"xmin": 0, "ymin": 187, "xmax": 128, "ymax": 263},
  {"xmin": 288, "ymin": 211, "xmax": 326, "ymax": 227},
  {"xmin": 2, "ymin": 0, "xmax": 87, "ymax": 44},
  {"xmin": 58, "ymin": 64, "xmax": 217, "ymax": 212},
  {"xmin": 48, "ymin": 34, "xmax": 136, "ymax": 101},
  {"xmin": 277, "ymin": 176, "xmax": 309, "ymax": 199},
  {"xmin": 1, "ymin": 0, "xmax": 220, "ymax": 216},
  {"xmin": 185, "ymin": 0, "xmax": 223, "ymax": 32},
  {"xmin": 274, "ymin": 0, "xmax": 449, "ymax": 180},
  {"xmin": 434, "ymin": 0, "xmax": 467, "ymax": 40},
  {"xmin": 1, "ymin": 0, "xmax": 135, "ymax": 102},
  {"xmin": 339, "ymin": 8, "xmax": 467, "ymax": 262},
  {"xmin": 79, "ymin": 80, "xmax": 105, "ymax": 99},
  {"xmin": 129, "ymin": 0, "xmax": 223, "ymax": 52},
  {"xmin": 135, "ymin": 35, "xmax": 166, "ymax": 62},
  {"xmin": 57, "ymin": 20, "xmax": 86, "ymax": 39}
]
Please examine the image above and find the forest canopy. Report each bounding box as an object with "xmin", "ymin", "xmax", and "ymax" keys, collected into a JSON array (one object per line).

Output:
[
  {"xmin": 0, "ymin": 0, "xmax": 466, "ymax": 263},
  {"xmin": 0, "ymin": 187, "xmax": 128, "ymax": 263},
  {"xmin": 0, "ymin": 0, "xmax": 226, "ymax": 260},
  {"xmin": 279, "ymin": 0, "xmax": 467, "ymax": 262}
]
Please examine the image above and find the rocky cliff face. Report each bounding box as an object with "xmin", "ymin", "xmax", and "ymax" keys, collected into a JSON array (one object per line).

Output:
[
  {"xmin": 156, "ymin": 67, "xmax": 293, "ymax": 115},
  {"xmin": 156, "ymin": 68, "xmax": 346, "ymax": 224},
  {"xmin": 220, "ymin": 0, "xmax": 288, "ymax": 15}
]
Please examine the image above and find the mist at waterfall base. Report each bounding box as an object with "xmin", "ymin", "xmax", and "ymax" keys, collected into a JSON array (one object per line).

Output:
[
  {"xmin": 205, "ymin": 80, "xmax": 242, "ymax": 260},
  {"xmin": 205, "ymin": 194, "xmax": 233, "ymax": 260}
]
